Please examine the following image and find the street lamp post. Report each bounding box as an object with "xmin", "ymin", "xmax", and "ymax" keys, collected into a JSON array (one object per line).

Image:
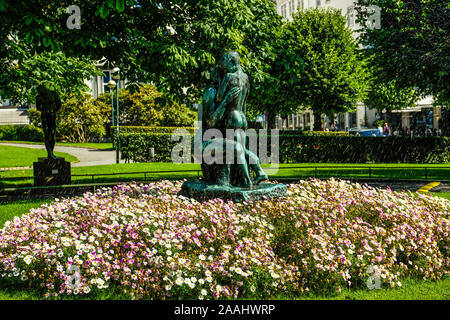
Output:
[
  {"xmin": 111, "ymin": 67, "xmax": 120, "ymax": 164},
  {"xmin": 107, "ymin": 80, "xmax": 116, "ymax": 128}
]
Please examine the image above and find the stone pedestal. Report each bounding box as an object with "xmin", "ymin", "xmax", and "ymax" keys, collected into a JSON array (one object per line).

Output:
[
  {"xmin": 179, "ymin": 180, "xmax": 287, "ymax": 203},
  {"xmin": 33, "ymin": 157, "xmax": 71, "ymax": 186}
]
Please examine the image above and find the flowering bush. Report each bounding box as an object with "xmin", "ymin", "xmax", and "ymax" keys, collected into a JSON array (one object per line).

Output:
[{"xmin": 0, "ymin": 179, "xmax": 448, "ymax": 299}]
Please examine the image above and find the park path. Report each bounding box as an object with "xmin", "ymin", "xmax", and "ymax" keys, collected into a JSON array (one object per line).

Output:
[{"xmin": 0, "ymin": 142, "xmax": 125, "ymax": 168}]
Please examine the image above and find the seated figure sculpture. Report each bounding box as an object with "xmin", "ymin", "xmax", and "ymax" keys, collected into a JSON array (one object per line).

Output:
[
  {"xmin": 180, "ymin": 51, "xmax": 284, "ymax": 202},
  {"xmin": 201, "ymin": 52, "xmax": 267, "ymax": 188}
]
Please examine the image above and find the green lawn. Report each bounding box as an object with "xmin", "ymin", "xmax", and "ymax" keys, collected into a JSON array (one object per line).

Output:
[
  {"xmin": 431, "ymin": 191, "xmax": 450, "ymax": 201},
  {"xmin": 0, "ymin": 145, "xmax": 79, "ymax": 168},
  {"xmin": 1, "ymin": 162, "xmax": 449, "ymax": 188},
  {"xmin": 0, "ymin": 276, "xmax": 447, "ymax": 300},
  {"xmin": 0, "ymin": 198, "xmax": 53, "ymax": 227},
  {"xmin": 0, "ymin": 140, "xmax": 113, "ymax": 150}
]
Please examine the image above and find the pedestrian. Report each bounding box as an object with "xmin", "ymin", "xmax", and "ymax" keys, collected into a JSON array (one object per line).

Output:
[
  {"xmin": 378, "ymin": 123, "xmax": 383, "ymax": 136},
  {"xmin": 383, "ymin": 123, "xmax": 389, "ymax": 136}
]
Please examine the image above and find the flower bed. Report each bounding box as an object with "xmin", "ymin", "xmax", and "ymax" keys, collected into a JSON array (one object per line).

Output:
[{"xmin": 0, "ymin": 179, "xmax": 448, "ymax": 299}]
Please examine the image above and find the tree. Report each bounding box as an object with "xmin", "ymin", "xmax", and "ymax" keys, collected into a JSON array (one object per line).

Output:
[
  {"xmin": 355, "ymin": 0, "xmax": 449, "ymax": 106},
  {"xmin": 95, "ymin": 84, "xmax": 197, "ymax": 128},
  {"xmin": 0, "ymin": 49, "xmax": 102, "ymax": 105},
  {"xmin": 277, "ymin": 8, "xmax": 369, "ymax": 131},
  {"xmin": 0, "ymin": 0, "xmax": 283, "ymax": 108},
  {"xmin": 365, "ymin": 78, "xmax": 420, "ymax": 125}
]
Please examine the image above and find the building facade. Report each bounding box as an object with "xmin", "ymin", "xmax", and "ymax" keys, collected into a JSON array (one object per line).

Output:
[{"xmin": 271, "ymin": 0, "xmax": 442, "ymax": 135}]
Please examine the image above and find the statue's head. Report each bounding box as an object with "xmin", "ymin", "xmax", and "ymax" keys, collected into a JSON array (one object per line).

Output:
[
  {"xmin": 37, "ymin": 84, "xmax": 51, "ymax": 95},
  {"xmin": 219, "ymin": 51, "xmax": 240, "ymax": 73}
]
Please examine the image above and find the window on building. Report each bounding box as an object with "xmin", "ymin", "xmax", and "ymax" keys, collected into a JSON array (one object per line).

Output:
[
  {"xmin": 289, "ymin": 0, "xmax": 295, "ymax": 17},
  {"xmin": 347, "ymin": 6, "xmax": 355, "ymax": 26},
  {"xmin": 103, "ymin": 71, "xmax": 111, "ymax": 93},
  {"xmin": 281, "ymin": 4, "xmax": 287, "ymax": 18},
  {"xmin": 316, "ymin": 0, "xmax": 321, "ymax": 7},
  {"xmin": 297, "ymin": 0, "xmax": 303, "ymax": 10}
]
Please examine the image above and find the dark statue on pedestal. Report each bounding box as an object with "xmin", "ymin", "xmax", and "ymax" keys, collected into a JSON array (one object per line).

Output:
[
  {"xmin": 180, "ymin": 51, "xmax": 286, "ymax": 202},
  {"xmin": 33, "ymin": 85, "xmax": 71, "ymax": 186},
  {"xmin": 36, "ymin": 85, "xmax": 61, "ymax": 159}
]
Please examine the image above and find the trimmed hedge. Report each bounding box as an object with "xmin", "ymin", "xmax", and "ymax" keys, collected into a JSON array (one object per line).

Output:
[
  {"xmin": 0, "ymin": 124, "xmax": 44, "ymax": 142},
  {"xmin": 119, "ymin": 132, "xmax": 192, "ymax": 162},
  {"xmin": 296, "ymin": 131, "xmax": 349, "ymax": 137},
  {"xmin": 280, "ymin": 135, "xmax": 449, "ymax": 163},
  {"xmin": 111, "ymin": 126, "xmax": 195, "ymax": 135},
  {"xmin": 118, "ymin": 132, "xmax": 449, "ymax": 164}
]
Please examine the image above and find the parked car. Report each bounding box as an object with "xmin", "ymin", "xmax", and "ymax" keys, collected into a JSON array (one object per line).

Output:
[{"xmin": 349, "ymin": 128, "xmax": 384, "ymax": 137}]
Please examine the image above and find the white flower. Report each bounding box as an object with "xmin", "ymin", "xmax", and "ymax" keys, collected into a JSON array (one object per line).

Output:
[
  {"xmin": 175, "ymin": 278, "xmax": 183, "ymax": 286},
  {"xmin": 165, "ymin": 285, "xmax": 172, "ymax": 291},
  {"xmin": 201, "ymin": 289, "xmax": 207, "ymax": 296},
  {"xmin": 23, "ymin": 255, "xmax": 33, "ymax": 265},
  {"xmin": 199, "ymin": 254, "xmax": 206, "ymax": 261},
  {"xmin": 166, "ymin": 250, "xmax": 172, "ymax": 256},
  {"xmin": 198, "ymin": 279, "xmax": 205, "ymax": 285},
  {"xmin": 206, "ymin": 276, "xmax": 213, "ymax": 283},
  {"xmin": 270, "ymin": 272, "xmax": 280, "ymax": 279},
  {"xmin": 216, "ymin": 285, "xmax": 222, "ymax": 292}
]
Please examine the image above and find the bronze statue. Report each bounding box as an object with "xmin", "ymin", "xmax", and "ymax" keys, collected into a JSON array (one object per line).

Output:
[
  {"xmin": 200, "ymin": 51, "xmax": 267, "ymax": 188},
  {"xmin": 36, "ymin": 85, "xmax": 61, "ymax": 159}
]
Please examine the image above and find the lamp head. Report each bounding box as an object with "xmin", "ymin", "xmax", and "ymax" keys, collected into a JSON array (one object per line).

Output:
[
  {"xmin": 111, "ymin": 67, "xmax": 120, "ymax": 80},
  {"xmin": 107, "ymin": 80, "xmax": 117, "ymax": 89}
]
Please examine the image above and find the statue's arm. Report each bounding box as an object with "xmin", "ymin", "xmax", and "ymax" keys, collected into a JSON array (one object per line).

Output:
[
  {"xmin": 207, "ymin": 87, "xmax": 240, "ymax": 127},
  {"xmin": 35, "ymin": 94, "xmax": 43, "ymax": 112},
  {"xmin": 55, "ymin": 94, "xmax": 62, "ymax": 111},
  {"xmin": 216, "ymin": 74, "xmax": 230, "ymax": 102}
]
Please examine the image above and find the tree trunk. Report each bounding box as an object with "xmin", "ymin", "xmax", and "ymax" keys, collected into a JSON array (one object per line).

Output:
[
  {"xmin": 385, "ymin": 109, "xmax": 393, "ymax": 125},
  {"xmin": 313, "ymin": 111, "xmax": 322, "ymax": 131},
  {"xmin": 266, "ymin": 110, "xmax": 277, "ymax": 131}
]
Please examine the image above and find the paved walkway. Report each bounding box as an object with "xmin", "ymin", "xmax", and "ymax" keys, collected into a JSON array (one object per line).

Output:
[
  {"xmin": 0, "ymin": 142, "xmax": 125, "ymax": 168},
  {"xmin": 363, "ymin": 181, "xmax": 449, "ymax": 193}
]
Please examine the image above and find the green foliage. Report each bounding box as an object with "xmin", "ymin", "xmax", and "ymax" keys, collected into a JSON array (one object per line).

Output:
[
  {"xmin": 118, "ymin": 132, "xmax": 448, "ymax": 164},
  {"xmin": 57, "ymin": 94, "xmax": 106, "ymax": 143},
  {"xmin": 365, "ymin": 79, "xmax": 419, "ymax": 112},
  {"xmin": 96, "ymin": 84, "xmax": 196, "ymax": 128},
  {"xmin": 119, "ymin": 132, "xmax": 193, "ymax": 162},
  {"xmin": 0, "ymin": 50, "xmax": 102, "ymax": 105},
  {"xmin": 114, "ymin": 126, "xmax": 195, "ymax": 135},
  {"xmin": 0, "ymin": 0, "xmax": 282, "ymax": 108},
  {"xmin": 355, "ymin": 0, "xmax": 449, "ymax": 106},
  {"xmin": 29, "ymin": 94, "xmax": 106, "ymax": 143},
  {"xmin": 275, "ymin": 8, "xmax": 369, "ymax": 130},
  {"xmin": 279, "ymin": 136, "xmax": 450, "ymax": 163},
  {"xmin": 287, "ymin": 131, "xmax": 349, "ymax": 137},
  {"xmin": 0, "ymin": 124, "xmax": 44, "ymax": 142}
]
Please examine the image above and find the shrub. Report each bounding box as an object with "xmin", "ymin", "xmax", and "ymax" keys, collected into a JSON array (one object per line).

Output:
[
  {"xmin": 118, "ymin": 131, "xmax": 449, "ymax": 164},
  {"xmin": 112, "ymin": 126, "xmax": 195, "ymax": 136},
  {"xmin": 279, "ymin": 136, "xmax": 450, "ymax": 163},
  {"xmin": 96, "ymin": 84, "xmax": 196, "ymax": 130},
  {"xmin": 0, "ymin": 124, "xmax": 44, "ymax": 142},
  {"xmin": 56, "ymin": 94, "xmax": 106, "ymax": 143},
  {"xmin": 119, "ymin": 132, "xmax": 193, "ymax": 162},
  {"xmin": 28, "ymin": 93, "xmax": 106, "ymax": 143}
]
